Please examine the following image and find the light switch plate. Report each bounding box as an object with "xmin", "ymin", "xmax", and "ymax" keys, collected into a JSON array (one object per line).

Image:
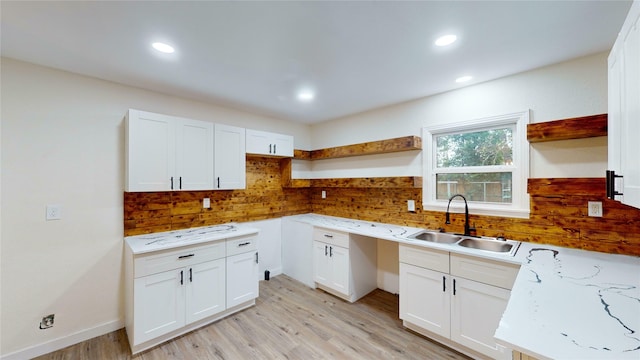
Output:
[
  {"xmin": 407, "ymin": 200, "xmax": 416, "ymax": 212},
  {"xmin": 46, "ymin": 205, "xmax": 62, "ymax": 220},
  {"xmin": 203, "ymin": 198, "xmax": 211, "ymax": 209}
]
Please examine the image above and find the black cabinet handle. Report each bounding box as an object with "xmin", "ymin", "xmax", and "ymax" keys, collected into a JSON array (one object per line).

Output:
[
  {"xmin": 255, "ymin": 252, "xmax": 259, "ymax": 264},
  {"xmin": 273, "ymin": 144, "xmax": 277, "ymax": 154},
  {"xmin": 269, "ymin": 144, "xmax": 273, "ymax": 154},
  {"xmin": 606, "ymin": 170, "xmax": 624, "ymax": 199},
  {"xmin": 189, "ymin": 268, "xmax": 193, "ymax": 282},
  {"xmin": 324, "ymin": 234, "xmax": 333, "ymax": 238},
  {"xmin": 170, "ymin": 176, "xmax": 174, "ymax": 190},
  {"xmin": 178, "ymin": 254, "xmax": 194, "ymax": 259},
  {"xmin": 217, "ymin": 177, "xmax": 220, "ymax": 188},
  {"xmin": 179, "ymin": 176, "xmax": 182, "ymax": 189},
  {"xmin": 180, "ymin": 270, "xmax": 184, "ymax": 285},
  {"xmin": 238, "ymin": 242, "xmax": 251, "ymax": 247},
  {"xmin": 443, "ymin": 276, "xmax": 446, "ymax": 292},
  {"xmin": 325, "ymin": 245, "xmax": 328, "ymax": 256},
  {"xmin": 453, "ymin": 279, "xmax": 457, "ymax": 295},
  {"xmin": 329, "ymin": 246, "xmax": 333, "ymax": 257}
]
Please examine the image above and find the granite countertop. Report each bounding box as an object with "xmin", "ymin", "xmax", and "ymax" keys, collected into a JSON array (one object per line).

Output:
[
  {"xmin": 287, "ymin": 213, "xmax": 640, "ymax": 359},
  {"xmin": 125, "ymin": 223, "xmax": 260, "ymax": 255}
]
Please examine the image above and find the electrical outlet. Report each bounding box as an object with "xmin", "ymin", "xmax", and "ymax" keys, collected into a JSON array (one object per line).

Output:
[
  {"xmin": 46, "ymin": 205, "xmax": 62, "ymax": 220},
  {"xmin": 321, "ymin": 191, "xmax": 326, "ymax": 199},
  {"xmin": 203, "ymin": 198, "xmax": 211, "ymax": 209},
  {"xmin": 39, "ymin": 314, "xmax": 54, "ymax": 329},
  {"xmin": 588, "ymin": 201, "xmax": 603, "ymax": 217},
  {"xmin": 407, "ymin": 200, "xmax": 416, "ymax": 212}
]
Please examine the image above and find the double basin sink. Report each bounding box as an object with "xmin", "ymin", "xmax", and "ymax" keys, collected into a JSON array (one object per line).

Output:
[{"xmin": 406, "ymin": 230, "xmax": 519, "ymax": 256}]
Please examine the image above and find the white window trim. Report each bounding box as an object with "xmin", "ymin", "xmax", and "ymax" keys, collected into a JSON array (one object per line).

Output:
[{"xmin": 422, "ymin": 110, "xmax": 530, "ymax": 219}]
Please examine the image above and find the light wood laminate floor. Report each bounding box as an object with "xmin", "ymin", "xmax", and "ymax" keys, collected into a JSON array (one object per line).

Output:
[{"xmin": 35, "ymin": 275, "xmax": 470, "ymax": 359}]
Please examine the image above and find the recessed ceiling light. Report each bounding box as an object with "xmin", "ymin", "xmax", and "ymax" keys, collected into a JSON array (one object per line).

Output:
[
  {"xmin": 297, "ymin": 91, "xmax": 315, "ymax": 102},
  {"xmin": 435, "ymin": 34, "xmax": 457, "ymax": 47},
  {"xmin": 455, "ymin": 75, "xmax": 472, "ymax": 83},
  {"xmin": 152, "ymin": 42, "xmax": 175, "ymax": 54}
]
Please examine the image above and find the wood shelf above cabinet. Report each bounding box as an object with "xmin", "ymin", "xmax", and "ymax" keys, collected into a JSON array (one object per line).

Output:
[
  {"xmin": 527, "ymin": 114, "xmax": 607, "ymax": 143},
  {"xmin": 310, "ymin": 135, "xmax": 421, "ymax": 160},
  {"xmin": 311, "ymin": 177, "xmax": 422, "ymax": 188}
]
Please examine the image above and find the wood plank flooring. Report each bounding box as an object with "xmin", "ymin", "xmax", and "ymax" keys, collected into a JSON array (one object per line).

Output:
[{"xmin": 35, "ymin": 275, "xmax": 470, "ymax": 359}]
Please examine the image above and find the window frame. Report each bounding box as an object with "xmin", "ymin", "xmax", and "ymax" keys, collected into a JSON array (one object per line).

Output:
[{"xmin": 422, "ymin": 111, "xmax": 530, "ymax": 218}]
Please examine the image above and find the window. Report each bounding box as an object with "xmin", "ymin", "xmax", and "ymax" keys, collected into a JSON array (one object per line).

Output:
[{"xmin": 423, "ymin": 111, "xmax": 530, "ymax": 218}]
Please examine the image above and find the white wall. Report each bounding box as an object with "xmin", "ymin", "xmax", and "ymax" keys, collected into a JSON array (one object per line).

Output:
[
  {"xmin": 310, "ymin": 52, "xmax": 609, "ymax": 179},
  {"xmin": 0, "ymin": 58, "xmax": 310, "ymax": 358}
]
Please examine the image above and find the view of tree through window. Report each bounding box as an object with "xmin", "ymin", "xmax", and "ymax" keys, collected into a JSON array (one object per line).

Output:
[{"xmin": 435, "ymin": 127, "xmax": 514, "ymax": 203}]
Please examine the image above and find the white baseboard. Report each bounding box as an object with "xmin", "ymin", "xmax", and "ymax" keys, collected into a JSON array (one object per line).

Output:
[{"xmin": 1, "ymin": 319, "xmax": 123, "ymax": 360}]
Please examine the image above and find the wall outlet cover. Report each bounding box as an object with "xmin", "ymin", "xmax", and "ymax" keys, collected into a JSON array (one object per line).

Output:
[{"xmin": 588, "ymin": 201, "xmax": 603, "ymax": 217}]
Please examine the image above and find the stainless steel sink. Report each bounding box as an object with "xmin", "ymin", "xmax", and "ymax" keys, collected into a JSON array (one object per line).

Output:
[
  {"xmin": 407, "ymin": 230, "xmax": 461, "ymax": 244},
  {"xmin": 457, "ymin": 238, "xmax": 513, "ymax": 253}
]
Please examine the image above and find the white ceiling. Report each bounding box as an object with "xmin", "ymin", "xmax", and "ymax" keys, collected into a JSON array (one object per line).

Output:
[{"xmin": 1, "ymin": 1, "xmax": 632, "ymax": 124}]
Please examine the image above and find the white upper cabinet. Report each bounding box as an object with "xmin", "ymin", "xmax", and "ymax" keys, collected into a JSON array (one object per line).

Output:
[
  {"xmin": 214, "ymin": 124, "xmax": 246, "ymax": 189},
  {"xmin": 126, "ymin": 109, "xmax": 213, "ymax": 192},
  {"xmin": 246, "ymin": 129, "xmax": 294, "ymax": 157},
  {"xmin": 608, "ymin": 0, "xmax": 640, "ymax": 209}
]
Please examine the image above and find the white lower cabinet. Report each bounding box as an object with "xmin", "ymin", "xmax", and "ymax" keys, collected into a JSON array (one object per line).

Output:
[
  {"xmin": 313, "ymin": 240, "xmax": 350, "ymax": 295},
  {"xmin": 226, "ymin": 250, "xmax": 259, "ymax": 308},
  {"xmin": 186, "ymin": 259, "xmax": 226, "ymax": 323},
  {"xmin": 312, "ymin": 227, "xmax": 377, "ymax": 303},
  {"xmin": 125, "ymin": 233, "xmax": 259, "ymax": 354},
  {"xmin": 399, "ymin": 244, "xmax": 519, "ymax": 360}
]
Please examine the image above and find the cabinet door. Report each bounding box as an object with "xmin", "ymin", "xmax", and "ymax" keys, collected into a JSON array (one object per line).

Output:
[
  {"xmin": 175, "ymin": 118, "xmax": 214, "ymax": 190},
  {"xmin": 133, "ymin": 269, "xmax": 185, "ymax": 344},
  {"xmin": 450, "ymin": 277, "xmax": 511, "ymax": 360},
  {"xmin": 214, "ymin": 124, "xmax": 246, "ymax": 189},
  {"xmin": 185, "ymin": 259, "xmax": 226, "ymax": 324},
  {"xmin": 621, "ymin": 5, "xmax": 640, "ymax": 208},
  {"xmin": 226, "ymin": 251, "xmax": 259, "ymax": 308},
  {"xmin": 245, "ymin": 129, "xmax": 272, "ymax": 155},
  {"xmin": 328, "ymin": 245, "xmax": 350, "ymax": 296},
  {"xmin": 126, "ymin": 110, "xmax": 176, "ymax": 192},
  {"xmin": 282, "ymin": 219, "xmax": 314, "ymax": 288},
  {"xmin": 313, "ymin": 241, "xmax": 331, "ymax": 287},
  {"xmin": 399, "ymin": 263, "xmax": 450, "ymax": 338},
  {"xmin": 272, "ymin": 133, "xmax": 294, "ymax": 157}
]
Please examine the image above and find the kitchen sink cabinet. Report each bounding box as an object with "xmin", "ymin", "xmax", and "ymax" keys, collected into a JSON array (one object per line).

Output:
[
  {"xmin": 399, "ymin": 244, "xmax": 517, "ymax": 360},
  {"xmin": 312, "ymin": 227, "xmax": 377, "ymax": 302},
  {"xmin": 126, "ymin": 109, "xmax": 214, "ymax": 192},
  {"xmin": 246, "ymin": 129, "xmax": 294, "ymax": 157},
  {"xmin": 608, "ymin": 1, "xmax": 640, "ymax": 209}
]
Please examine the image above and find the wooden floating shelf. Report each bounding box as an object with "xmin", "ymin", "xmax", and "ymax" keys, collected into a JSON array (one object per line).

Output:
[
  {"xmin": 528, "ymin": 178, "xmax": 605, "ymax": 196},
  {"xmin": 311, "ymin": 177, "xmax": 422, "ymax": 188},
  {"xmin": 527, "ymin": 113, "xmax": 607, "ymax": 143},
  {"xmin": 310, "ymin": 135, "xmax": 421, "ymax": 160},
  {"xmin": 282, "ymin": 135, "xmax": 423, "ymax": 189}
]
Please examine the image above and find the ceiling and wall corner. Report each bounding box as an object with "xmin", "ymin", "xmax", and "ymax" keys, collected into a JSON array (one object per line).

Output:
[{"xmin": 0, "ymin": 1, "xmax": 632, "ymax": 124}]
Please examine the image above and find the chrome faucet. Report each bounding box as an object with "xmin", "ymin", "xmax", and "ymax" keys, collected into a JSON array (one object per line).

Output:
[{"xmin": 445, "ymin": 194, "xmax": 471, "ymax": 236}]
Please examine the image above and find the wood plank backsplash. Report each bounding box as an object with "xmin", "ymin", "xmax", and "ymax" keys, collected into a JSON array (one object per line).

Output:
[
  {"xmin": 124, "ymin": 156, "xmax": 311, "ymax": 235},
  {"xmin": 125, "ymin": 165, "xmax": 640, "ymax": 256},
  {"xmin": 311, "ymin": 178, "xmax": 640, "ymax": 256}
]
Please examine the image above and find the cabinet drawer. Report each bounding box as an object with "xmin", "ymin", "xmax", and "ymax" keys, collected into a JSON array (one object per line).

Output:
[
  {"xmin": 226, "ymin": 234, "xmax": 258, "ymax": 256},
  {"xmin": 450, "ymin": 253, "xmax": 520, "ymax": 290},
  {"xmin": 399, "ymin": 244, "xmax": 449, "ymax": 273},
  {"xmin": 134, "ymin": 241, "xmax": 226, "ymax": 278},
  {"xmin": 313, "ymin": 227, "xmax": 349, "ymax": 248}
]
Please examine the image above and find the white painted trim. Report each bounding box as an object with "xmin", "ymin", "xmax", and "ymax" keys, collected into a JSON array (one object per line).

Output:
[
  {"xmin": 0, "ymin": 319, "xmax": 123, "ymax": 360},
  {"xmin": 422, "ymin": 111, "xmax": 530, "ymax": 219}
]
